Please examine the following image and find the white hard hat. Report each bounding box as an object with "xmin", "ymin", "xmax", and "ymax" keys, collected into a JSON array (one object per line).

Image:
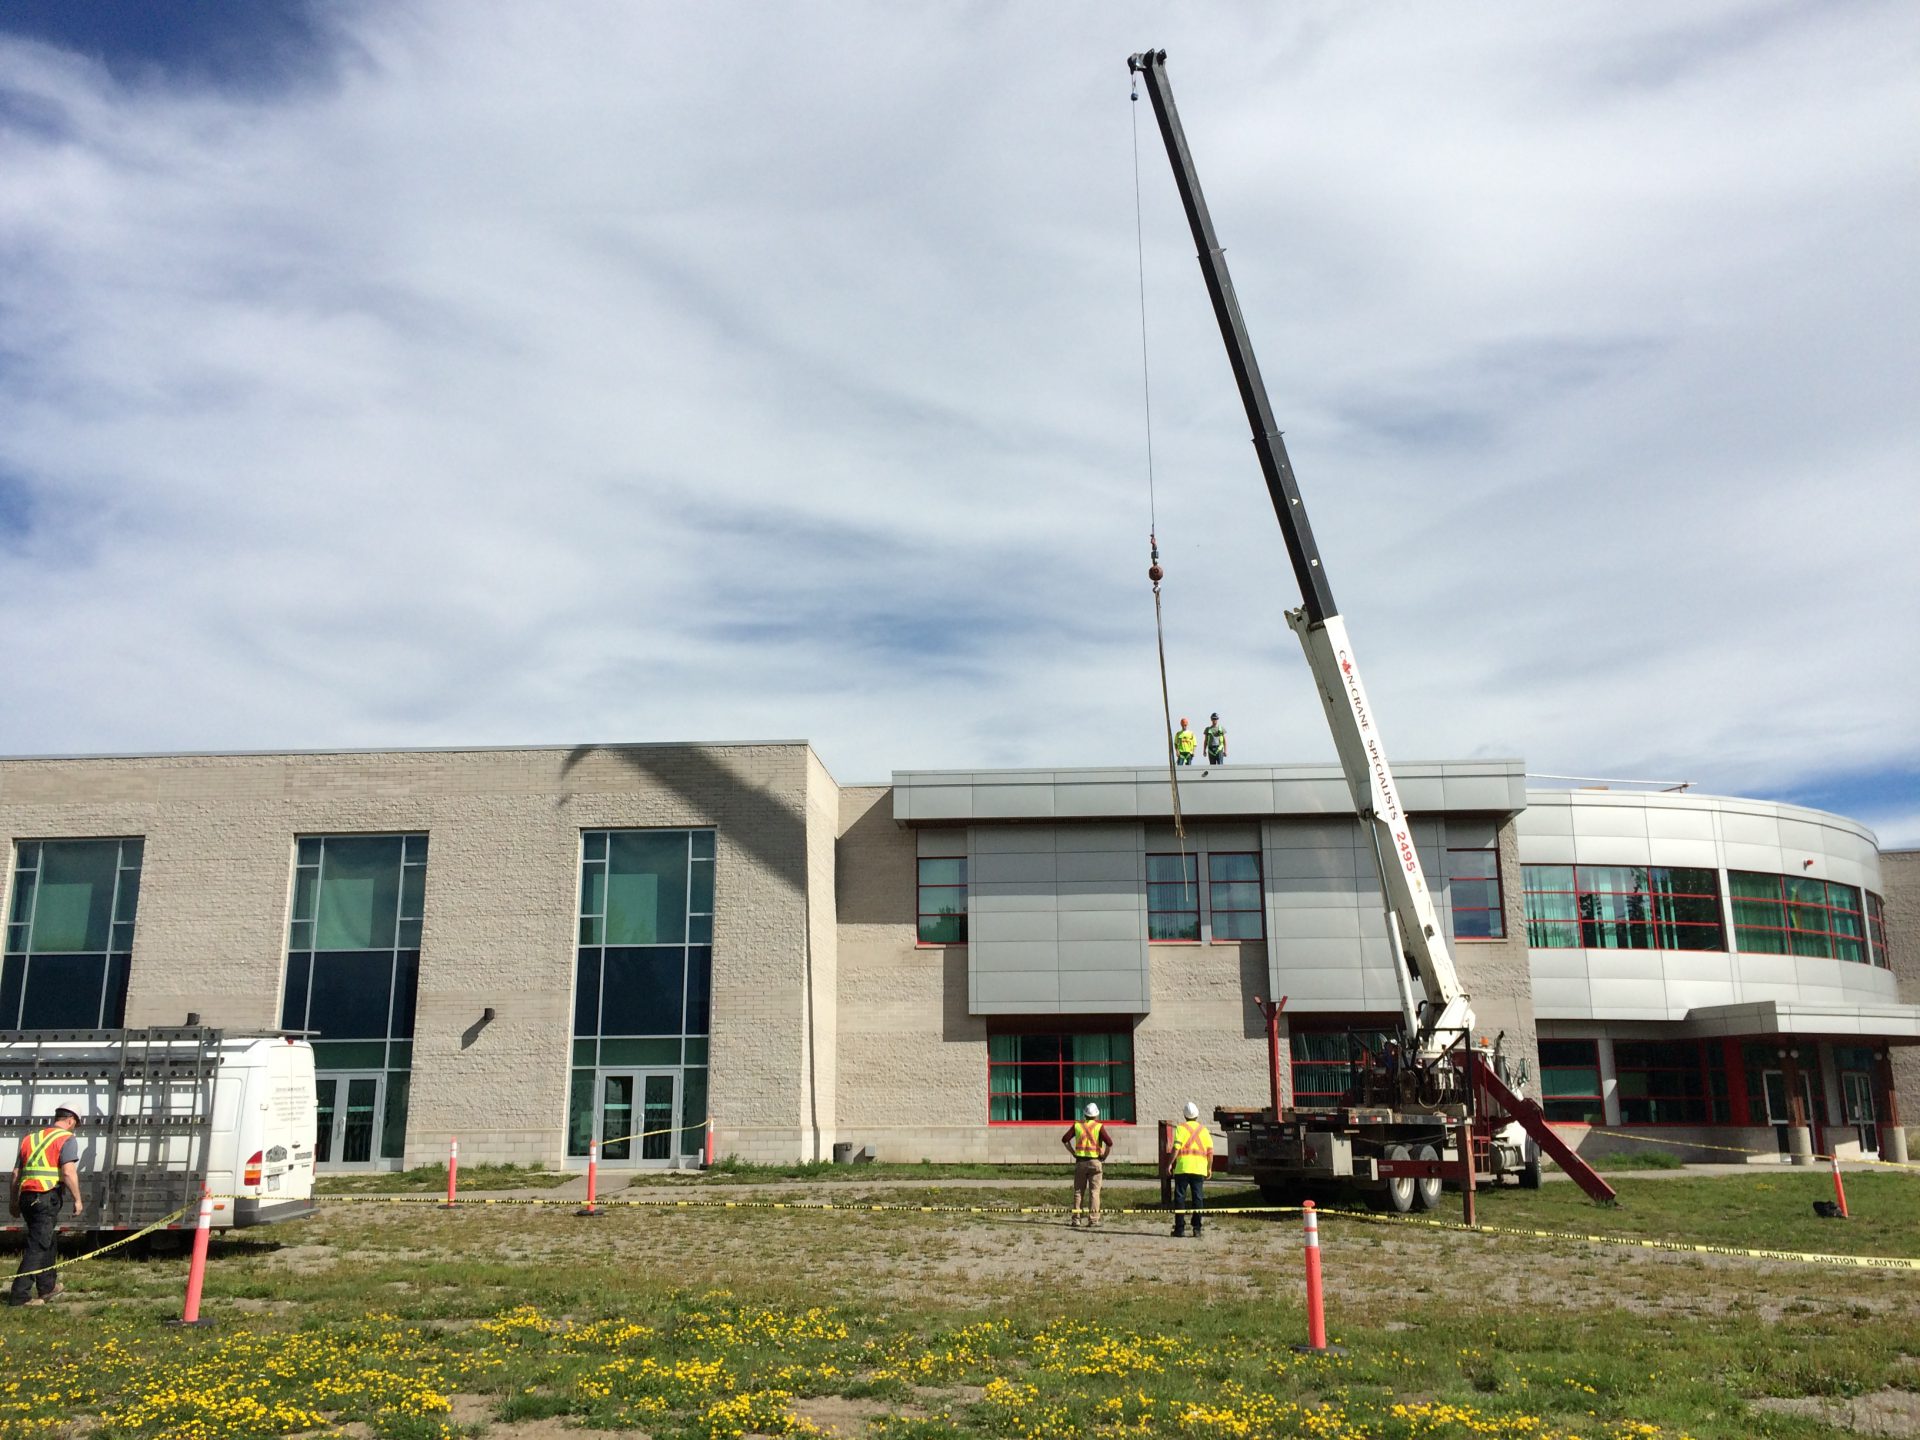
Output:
[
  {"xmin": 1184, "ymin": 1101, "xmax": 1200, "ymax": 1120},
  {"xmin": 1084, "ymin": 1102, "xmax": 1100, "ymax": 1119}
]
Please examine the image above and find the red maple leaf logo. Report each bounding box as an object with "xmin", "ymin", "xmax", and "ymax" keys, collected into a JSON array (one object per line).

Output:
[{"xmin": 1340, "ymin": 656, "xmax": 1353, "ymax": 674}]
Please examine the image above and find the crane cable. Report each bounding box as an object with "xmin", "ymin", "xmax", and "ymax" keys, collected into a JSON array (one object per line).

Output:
[{"xmin": 1133, "ymin": 76, "xmax": 1186, "ymax": 844}]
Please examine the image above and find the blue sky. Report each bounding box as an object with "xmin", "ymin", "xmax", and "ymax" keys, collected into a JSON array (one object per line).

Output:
[{"xmin": 1, "ymin": 3, "xmax": 1916, "ymax": 845}]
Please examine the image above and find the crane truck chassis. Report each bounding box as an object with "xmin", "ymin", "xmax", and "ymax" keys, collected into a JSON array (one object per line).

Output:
[{"xmin": 1126, "ymin": 49, "xmax": 1615, "ymax": 1208}]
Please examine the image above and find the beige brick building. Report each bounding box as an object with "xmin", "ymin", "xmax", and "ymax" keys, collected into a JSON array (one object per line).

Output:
[{"xmin": 1, "ymin": 742, "xmax": 1914, "ymax": 1169}]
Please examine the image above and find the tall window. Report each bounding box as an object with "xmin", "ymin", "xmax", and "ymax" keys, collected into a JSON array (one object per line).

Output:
[
  {"xmin": 1522, "ymin": 865, "xmax": 1725, "ymax": 951},
  {"xmin": 988, "ymin": 1028, "xmax": 1134, "ymax": 1123},
  {"xmin": 917, "ymin": 857, "xmax": 967, "ymax": 944},
  {"xmin": 1613, "ymin": 1040, "xmax": 1722, "ymax": 1125},
  {"xmin": 570, "ymin": 830, "xmax": 715, "ymax": 1158},
  {"xmin": 1446, "ymin": 849, "xmax": 1505, "ymax": 940},
  {"xmin": 1867, "ymin": 892, "xmax": 1890, "ymax": 969},
  {"xmin": 1729, "ymin": 872, "xmax": 1866, "ymax": 962},
  {"xmin": 4, "ymin": 839, "xmax": 142, "ymax": 1029},
  {"xmin": 1538, "ymin": 1039, "xmax": 1603, "ymax": 1123},
  {"xmin": 1206, "ymin": 853, "xmax": 1263, "ymax": 940},
  {"xmin": 1289, "ymin": 1026, "xmax": 1396, "ymax": 1106},
  {"xmin": 1147, "ymin": 854, "xmax": 1199, "ymax": 941},
  {"xmin": 281, "ymin": 835, "xmax": 427, "ymax": 1163}
]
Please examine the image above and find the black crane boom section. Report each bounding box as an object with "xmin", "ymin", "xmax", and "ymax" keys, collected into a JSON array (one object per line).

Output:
[{"xmin": 1127, "ymin": 48, "xmax": 1338, "ymax": 626}]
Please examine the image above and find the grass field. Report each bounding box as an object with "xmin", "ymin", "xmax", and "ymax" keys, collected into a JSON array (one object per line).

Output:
[{"xmin": 2, "ymin": 1170, "xmax": 1915, "ymax": 1438}]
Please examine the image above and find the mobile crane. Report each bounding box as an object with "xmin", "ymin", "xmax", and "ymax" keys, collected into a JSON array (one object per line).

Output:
[{"xmin": 1127, "ymin": 49, "xmax": 1615, "ymax": 1208}]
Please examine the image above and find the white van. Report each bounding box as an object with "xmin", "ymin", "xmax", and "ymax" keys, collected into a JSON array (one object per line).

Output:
[{"xmin": 0, "ymin": 1028, "xmax": 318, "ymax": 1231}]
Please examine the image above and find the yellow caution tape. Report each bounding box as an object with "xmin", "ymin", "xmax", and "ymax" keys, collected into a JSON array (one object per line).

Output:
[
  {"xmin": 1331, "ymin": 1207, "xmax": 1920, "ymax": 1270},
  {"xmin": 1571, "ymin": 1126, "xmax": 1920, "ymax": 1171},
  {"xmin": 595, "ymin": 1117, "xmax": 711, "ymax": 1149},
  {"xmin": 6, "ymin": 1201, "xmax": 193, "ymax": 1284},
  {"xmin": 321, "ymin": 1192, "xmax": 1920, "ymax": 1269}
]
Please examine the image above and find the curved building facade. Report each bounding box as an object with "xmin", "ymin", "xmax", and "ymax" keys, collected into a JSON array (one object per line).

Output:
[{"xmin": 1519, "ymin": 789, "xmax": 1910, "ymax": 1162}]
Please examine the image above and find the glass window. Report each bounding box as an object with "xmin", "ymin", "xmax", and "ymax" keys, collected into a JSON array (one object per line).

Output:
[
  {"xmin": 1446, "ymin": 849, "xmax": 1505, "ymax": 940},
  {"xmin": 5, "ymin": 838, "xmax": 142, "ymax": 1028},
  {"xmin": 1613, "ymin": 1040, "xmax": 1719, "ymax": 1125},
  {"xmin": 1730, "ymin": 871, "xmax": 1868, "ymax": 963},
  {"xmin": 1207, "ymin": 853, "xmax": 1263, "ymax": 941},
  {"xmin": 572, "ymin": 830, "xmax": 717, "ymax": 1158},
  {"xmin": 917, "ymin": 857, "xmax": 967, "ymax": 945},
  {"xmin": 312, "ymin": 836, "xmax": 407, "ymax": 951},
  {"xmin": 1523, "ymin": 865, "xmax": 1724, "ymax": 952},
  {"xmin": 306, "ymin": 951, "xmax": 398, "ymax": 1040},
  {"xmin": 1538, "ymin": 1039, "xmax": 1603, "ymax": 1123},
  {"xmin": 1147, "ymin": 854, "xmax": 1199, "ymax": 942},
  {"xmin": 1289, "ymin": 1027, "xmax": 1397, "ymax": 1106},
  {"xmin": 1867, "ymin": 892, "xmax": 1890, "ymax": 969},
  {"xmin": 988, "ymin": 1028, "xmax": 1135, "ymax": 1123},
  {"xmin": 605, "ymin": 832, "xmax": 689, "ymax": 945}
]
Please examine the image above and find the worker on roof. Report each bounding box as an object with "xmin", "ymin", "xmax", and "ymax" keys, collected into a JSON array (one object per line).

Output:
[
  {"xmin": 1203, "ymin": 713, "xmax": 1227, "ymax": 767},
  {"xmin": 1167, "ymin": 1101, "xmax": 1214, "ymax": 1238},
  {"xmin": 10, "ymin": 1106, "xmax": 83, "ymax": 1307},
  {"xmin": 1062, "ymin": 1101, "xmax": 1114, "ymax": 1229},
  {"xmin": 1174, "ymin": 718, "xmax": 1197, "ymax": 766}
]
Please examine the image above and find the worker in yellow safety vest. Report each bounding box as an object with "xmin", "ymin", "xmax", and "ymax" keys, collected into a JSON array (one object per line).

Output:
[
  {"xmin": 1167, "ymin": 1101, "xmax": 1214, "ymax": 1238},
  {"xmin": 1174, "ymin": 718, "xmax": 1198, "ymax": 766},
  {"xmin": 1060, "ymin": 1101, "xmax": 1114, "ymax": 1229},
  {"xmin": 10, "ymin": 1107, "xmax": 83, "ymax": 1306}
]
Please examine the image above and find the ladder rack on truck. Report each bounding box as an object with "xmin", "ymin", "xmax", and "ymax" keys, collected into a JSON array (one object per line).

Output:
[{"xmin": 0, "ymin": 1027, "xmax": 319, "ymax": 1231}]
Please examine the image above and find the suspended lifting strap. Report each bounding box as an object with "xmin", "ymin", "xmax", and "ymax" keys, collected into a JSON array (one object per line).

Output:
[{"xmin": 1135, "ymin": 75, "xmax": 1185, "ymax": 842}]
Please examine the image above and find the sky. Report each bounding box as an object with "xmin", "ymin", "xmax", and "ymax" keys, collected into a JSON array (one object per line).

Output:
[{"xmin": 0, "ymin": 3, "xmax": 1916, "ymax": 843}]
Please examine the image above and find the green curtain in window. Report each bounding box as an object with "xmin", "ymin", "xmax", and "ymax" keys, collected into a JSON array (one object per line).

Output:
[
  {"xmin": 27, "ymin": 842, "xmax": 120, "ymax": 953},
  {"xmin": 315, "ymin": 837, "xmax": 405, "ymax": 950},
  {"xmin": 606, "ymin": 832, "xmax": 687, "ymax": 945}
]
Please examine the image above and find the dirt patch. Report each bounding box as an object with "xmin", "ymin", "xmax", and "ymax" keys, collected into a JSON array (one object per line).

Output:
[
  {"xmin": 792, "ymin": 1394, "xmax": 923, "ymax": 1436},
  {"xmin": 1753, "ymin": 1390, "xmax": 1920, "ymax": 1438},
  {"xmin": 265, "ymin": 1243, "xmax": 337, "ymax": 1276}
]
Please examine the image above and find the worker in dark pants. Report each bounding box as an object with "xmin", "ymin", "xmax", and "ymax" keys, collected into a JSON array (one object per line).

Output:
[
  {"xmin": 10, "ymin": 1106, "xmax": 84, "ymax": 1306},
  {"xmin": 1203, "ymin": 713, "xmax": 1227, "ymax": 767},
  {"xmin": 1167, "ymin": 1101, "xmax": 1214, "ymax": 1237}
]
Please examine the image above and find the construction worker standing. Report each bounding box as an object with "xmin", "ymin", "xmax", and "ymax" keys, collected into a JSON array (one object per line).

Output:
[
  {"xmin": 1204, "ymin": 713, "xmax": 1227, "ymax": 766},
  {"xmin": 1174, "ymin": 718, "xmax": 1198, "ymax": 766},
  {"xmin": 1061, "ymin": 1101, "xmax": 1114, "ymax": 1228},
  {"xmin": 9, "ymin": 1107, "xmax": 83, "ymax": 1306},
  {"xmin": 1167, "ymin": 1101, "xmax": 1214, "ymax": 1238}
]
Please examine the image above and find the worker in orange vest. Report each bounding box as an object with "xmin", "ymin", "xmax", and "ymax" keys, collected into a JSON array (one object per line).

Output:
[
  {"xmin": 9, "ymin": 1107, "xmax": 84, "ymax": 1306},
  {"xmin": 1061, "ymin": 1101, "xmax": 1114, "ymax": 1229},
  {"xmin": 1167, "ymin": 1101, "xmax": 1214, "ymax": 1238}
]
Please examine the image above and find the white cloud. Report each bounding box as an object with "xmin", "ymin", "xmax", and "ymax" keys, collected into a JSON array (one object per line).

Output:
[{"xmin": 0, "ymin": 2, "xmax": 1915, "ymax": 826}]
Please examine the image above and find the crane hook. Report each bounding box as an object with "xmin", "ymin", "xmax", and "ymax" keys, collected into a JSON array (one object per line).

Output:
[{"xmin": 1148, "ymin": 532, "xmax": 1164, "ymax": 590}]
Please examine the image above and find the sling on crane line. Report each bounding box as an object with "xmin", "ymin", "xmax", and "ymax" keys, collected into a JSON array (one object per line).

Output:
[{"xmin": 1126, "ymin": 48, "xmax": 1614, "ymax": 1206}]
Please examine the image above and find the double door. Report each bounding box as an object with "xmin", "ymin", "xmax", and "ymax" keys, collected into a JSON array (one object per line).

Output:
[
  {"xmin": 1842, "ymin": 1071, "xmax": 1879, "ymax": 1154},
  {"xmin": 1760, "ymin": 1069, "xmax": 1820, "ymax": 1157},
  {"xmin": 315, "ymin": 1072, "xmax": 385, "ymax": 1168},
  {"xmin": 596, "ymin": 1070, "xmax": 680, "ymax": 1165}
]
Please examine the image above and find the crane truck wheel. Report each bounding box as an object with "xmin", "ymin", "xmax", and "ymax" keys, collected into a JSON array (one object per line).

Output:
[
  {"xmin": 1369, "ymin": 1144, "xmax": 1416, "ymax": 1214},
  {"xmin": 1411, "ymin": 1143, "xmax": 1443, "ymax": 1211}
]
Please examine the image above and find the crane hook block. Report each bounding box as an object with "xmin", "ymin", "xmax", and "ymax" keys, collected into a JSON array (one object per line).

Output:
[{"xmin": 1147, "ymin": 534, "xmax": 1164, "ymax": 586}]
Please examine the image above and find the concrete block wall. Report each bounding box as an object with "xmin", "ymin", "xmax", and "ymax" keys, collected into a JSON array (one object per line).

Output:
[
  {"xmin": 0, "ymin": 742, "xmax": 823, "ymax": 1169},
  {"xmin": 1883, "ymin": 850, "xmax": 1920, "ymax": 1147}
]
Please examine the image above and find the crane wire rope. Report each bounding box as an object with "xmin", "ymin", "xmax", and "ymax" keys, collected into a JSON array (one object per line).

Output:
[{"xmin": 1133, "ymin": 75, "xmax": 1187, "ymax": 846}]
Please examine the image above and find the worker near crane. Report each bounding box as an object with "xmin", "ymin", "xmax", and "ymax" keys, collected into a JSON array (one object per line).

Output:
[
  {"xmin": 1203, "ymin": 714, "xmax": 1227, "ymax": 766},
  {"xmin": 1167, "ymin": 1101, "xmax": 1214, "ymax": 1238},
  {"xmin": 1062, "ymin": 1101, "xmax": 1113, "ymax": 1229},
  {"xmin": 9, "ymin": 1106, "xmax": 84, "ymax": 1306},
  {"xmin": 1174, "ymin": 718, "xmax": 1197, "ymax": 766}
]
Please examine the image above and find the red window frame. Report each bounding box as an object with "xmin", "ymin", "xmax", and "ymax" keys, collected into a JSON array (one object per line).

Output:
[
  {"xmin": 1612, "ymin": 1039, "xmax": 1721, "ymax": 1126},
  {"xmin": 1147, "ymin": 853, "xmax": 1200, "ymax": 943},
  {"xmin": 1206, "ymin": 852, "xmax": 1263, "ymax": 942},
  {"xmin": 1538, "ymin": 1038, "xmax": 1603, "ymax": 1124},
  {"xmin": 1729, "ymin": 871, "xmax": 1866, "ymax": 963},
  {"xmin": 916, "ymin": 857, "xmax": 967, "ymax": 947},
  {"xmin": 1288, "ymin": 1024, "xmax": 1396, "ymax": 1107},
  {"xmin": 1522, "ymin": 865, "xmax": 1725, "ymax": 952},
  {"xmin": 987, "ymin": 1024, "xmax": 1135, "ymax": 1125},
  {"xmin": 1446, "ymin": 848, "xmax": 1505, "ymax": 941}
]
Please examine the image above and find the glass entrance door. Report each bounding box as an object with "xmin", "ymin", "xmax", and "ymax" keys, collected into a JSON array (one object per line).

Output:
[
  {"xmin": 598, "ymin": 1071, "xmax": 679, "ymax": 1165},
  {"xmin": 1761, "ymin": 1070, "xmax": 1819, "ymax": 1158},
  {"xmin": 1842, "ymin": 1071, "xmax": 1878, "ymax": 1154},
  {"xmin": 315, "ymin": 1073, "xmax": 384, "ymax": 1167}
]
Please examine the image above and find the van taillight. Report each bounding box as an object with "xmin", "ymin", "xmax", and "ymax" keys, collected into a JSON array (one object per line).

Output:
[{"xmin": 244, "ymin": 1151, "xmax": 263, "ymax": 1187}]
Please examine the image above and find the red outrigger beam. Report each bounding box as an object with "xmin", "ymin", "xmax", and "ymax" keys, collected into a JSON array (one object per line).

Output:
[{"xmin": 1469, "ymin": 1056, "xmax": 1617, "ymax": 1205}]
